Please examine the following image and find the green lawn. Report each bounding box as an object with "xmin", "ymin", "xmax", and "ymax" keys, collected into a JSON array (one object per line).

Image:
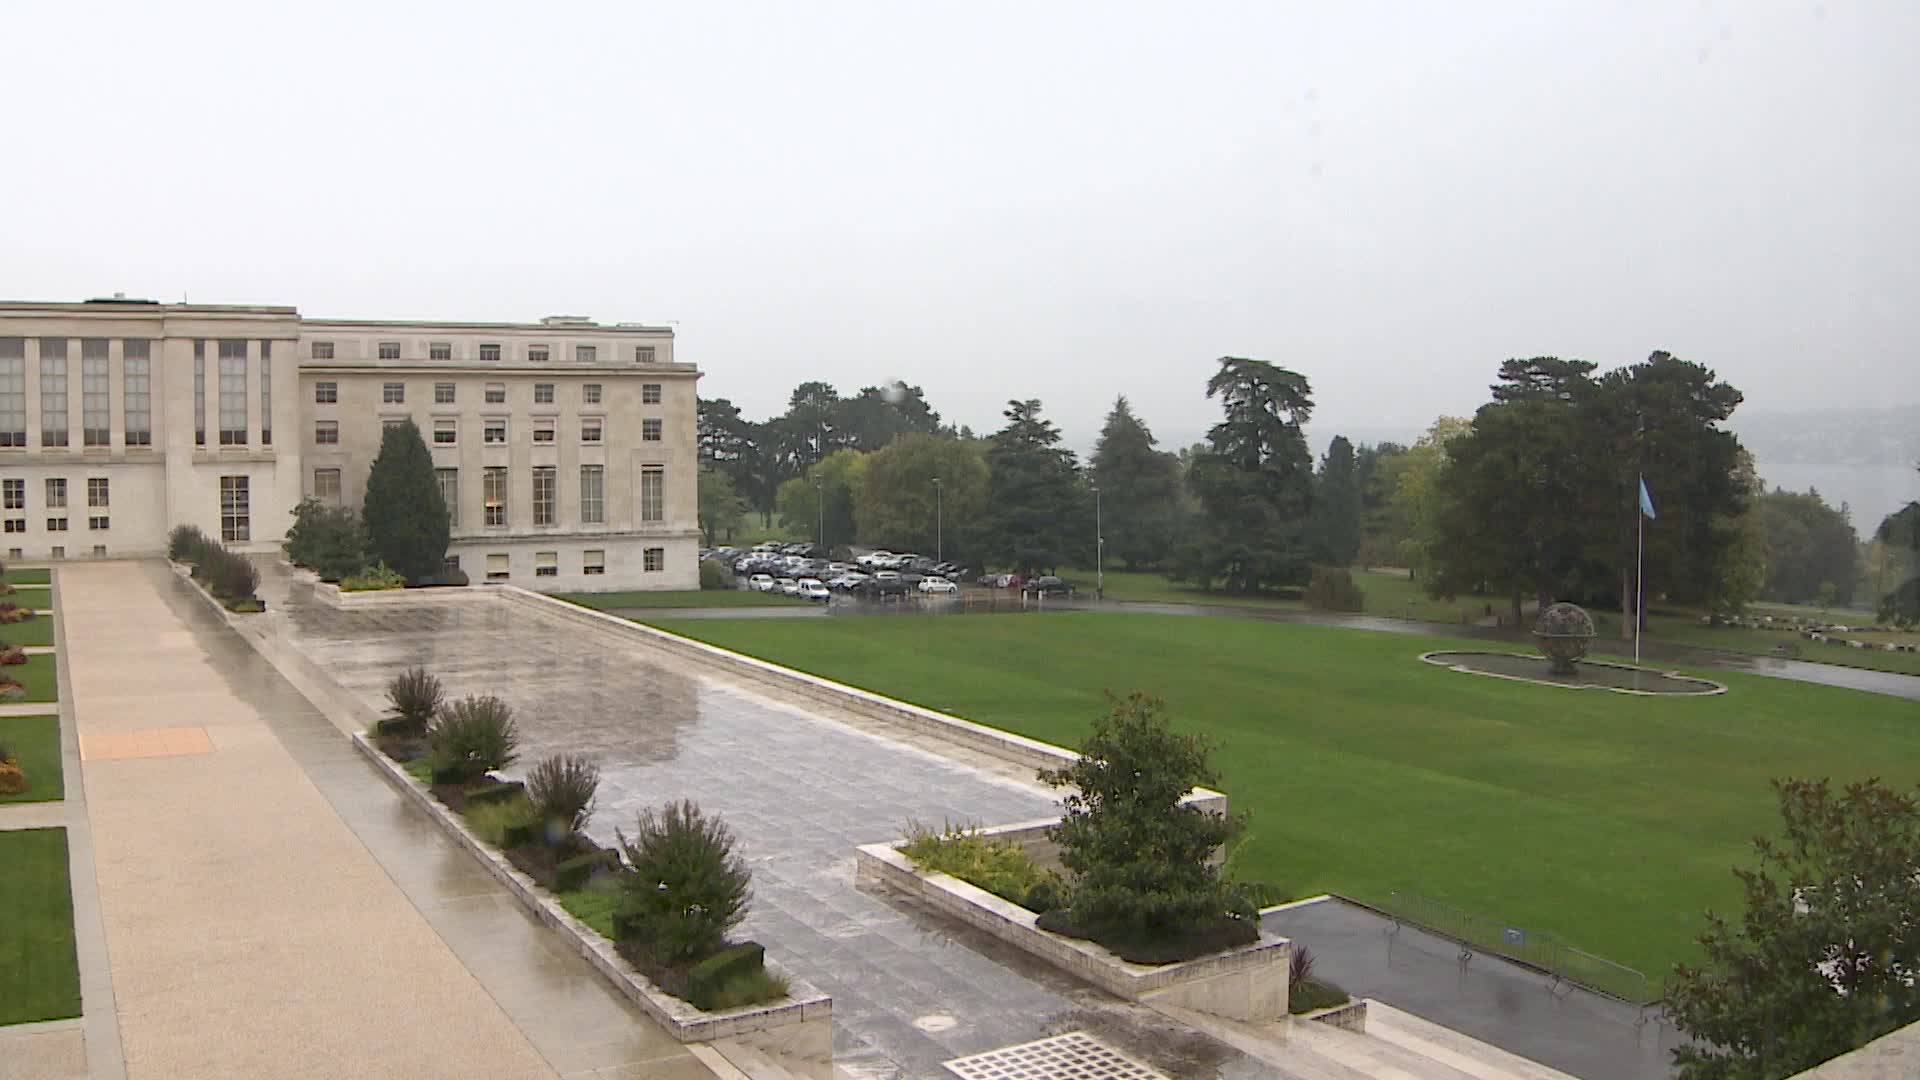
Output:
[
  {"xmin": 1091, "ymin": 567, "xmax": 1498, "ymax": 627},
  {"xmin": 1587, "ymin": 610, "xmax": 1920, "ymax": 677},
  {"xmin": 0, "ymin": 613, "xmax": 56, "ymax": 648},
  {"xmin": 0, "ymin": 715, "xmax": 62, "ymax": 804},
  {"xmin": 7, "ymin": 654, "xmax": 58, "ymax": 703},
  {"xmin": 3, "ymin": 569, "xmax": 50, "ymax": 586},
  {"xmin": 0, "ymin": 828, "xmax": 81, "ymax": 1024},
  {"xmin": 651, "ymin": 612, "xmax": 1920, "ymax": 989},
  {"xmin": 551, "ymin": 589, "xmax": 808, "ymax": 611}
]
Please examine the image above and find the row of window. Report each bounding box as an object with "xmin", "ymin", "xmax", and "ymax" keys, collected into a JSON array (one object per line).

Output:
[
  {"xmin": 470, "ymin": 547, "xmax": 663, "ymax": 582},
  {"xmin": 2, "ymin": 517, "xmax": 110, "ymax": 533},
  {"xmin": 0, "ymin": 338, "xmax": 157, "ymax": 448},
  {"xmin": 2, "ymin": 477, "xmax": 110, "ymax": 510},
  {"xmin": 313, "ymin": 416, "xmax": 646, "ymax": 445},
  {"xmin": 5, "ymin": 546, "xmax": 109, "ymax": 559},
  {"xmin": 314, "ymin": 341, "xmax": 658, "ymax": 365},
  {"xmin": 318, "ymin": 380, "xmax": 658, "ymax": 406},
  {"xmin": 315, "ymin": 464, "xmax": 662, "ymax": 527}
]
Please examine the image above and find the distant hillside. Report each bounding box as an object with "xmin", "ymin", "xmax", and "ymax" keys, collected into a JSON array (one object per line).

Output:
[{"xmin": 1731, "ymin": 404, "xmax": 1920, "ymax": 466}]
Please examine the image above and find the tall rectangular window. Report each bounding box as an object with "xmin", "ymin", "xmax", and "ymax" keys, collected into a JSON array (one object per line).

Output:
[
  {"xmin": 314, "ymin": 468, "xmax": 341, "ymax": 505},
  {"xmin": 583, "ymin": 383, "xmax": 602, "ymax": 405},
  {"xmin": 0, "ymin": 339, "xmax": 25, "ymax": 446},
  {"xmin": 123, "ymin": 340, "xmax": 151, "ymax": 446},
  {"xmin": 436, "ymin": 468, "xmax": 458, "ymax": 527},
  {"xmin": 260, "ymin": 340, "xmax": 272, "ymax": 445},
  {"xmin": 641, "ymin": 465, "xmax": 664, "ymax": 522},
  {"xmin": 644, "ymin": 547, "xmax": 664, "ymax": 572},
  {"xmin": 2, "ymin": 480, "xmax": 22, "ymax": 510},
  {"xmin": 40, "ymin": 338, "xmax": 68, "ymax": 447},
  {"xmin": 88, "ymin": 477, "xmax": 109, "ymax": 507},
  {"xmin": 434, "ymin": 382, "xmax": 455, "ymax": 404},
  {"xmin": 483, "ymin": 418, "xmax": 507, "ymax": 444},
  {"xmin": 218, "ymin": 339, "xmax": 247, "ymax": 445},
  {"xmin": 194, "ymin": 340, "xmax": 206, "ymax": 445},
  {"xmin": 532, "ymin": 466, "xmax": 555, "ymax": 525},
  {"xmin": 533, "ymin": 418, "xmax": 555, "ymax": 444},
  {"xmin": 483, "ymin": 467, "xmax": 507, "ymax": 526},
  {"xmin": 220, "ymin": 475, "xmax": 249, "ymax": 541},
  {"xmin": 82, "ymin": 339, "xmax": 109, "ymax": 446},
  {"xmin": 642, "ymin": 383, "xmax": 662, "ymax": 404},
  {"xmin": 580, "ymin": 465, "xmax": 604, "ymax": 524},
  {"xmin": 534, "ymin": 383, "xmax": 554, "ymax": 404},
  {"xmin": 45, "ymin": 478, "xmax": 65, "ymax": 508},
  {"xmin": 643, "ymin": 418, "xmax": 662, "ymax": 442}
]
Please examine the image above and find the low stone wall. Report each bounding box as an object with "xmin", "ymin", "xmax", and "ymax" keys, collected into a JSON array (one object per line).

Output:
[
  {"xmin": 291, "ymin": 566, "xmax": 493, "ymax": 608},
  {"xmin": 1302, "ymin": 998, "xmax": 1368, "ymax": 1032},
  {"xmin": 856, "ymin": 840, "xmax": 1288, "ymax": 1021},
  {"xmin": 352, "ymin": 732, "xmax": 833, "ymax": 1046},
  {"xmin": 499, "ymin": 587, "xmax": 1230, "ymax": 814}
]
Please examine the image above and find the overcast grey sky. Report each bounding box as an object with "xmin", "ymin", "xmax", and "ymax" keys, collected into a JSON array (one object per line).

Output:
[{"xmin": 4, "ymin": 1, "xmax": 1914, "ymax": 454}]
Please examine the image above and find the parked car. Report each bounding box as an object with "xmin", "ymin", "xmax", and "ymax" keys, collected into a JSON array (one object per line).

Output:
[
  {"xmin": 1028, "ymin": 576, "xmax": 1074, "ymax": 596},
  {"xmin": 918, "ymin": 577, "xmax": 958, "ymax": 595},
  {"xmin": 799, "ymin": 578, "xmax": 830, "ymax": 602},
  {"xmin": 777, "ymin": 577, "xmax": 800, "ymax": 596},
  {"xmin": 748, "ymin": 573, "xmax": 775, "ymax": 592},
  {"xmin": 857, "ymin": 550, "xmax": 894, "ymax": 569}
]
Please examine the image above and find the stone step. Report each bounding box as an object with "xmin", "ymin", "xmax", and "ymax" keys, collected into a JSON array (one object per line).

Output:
[
  {"xmin": 687, "ymin": 1043, "xmax": 753, "ymax": 1080},
  {"xmin": 711, "ymin": 1038, "xmax": 807, "ymax": 1080},
  {"xmin": 1287, "ymin": 1018, "xmax": 1489, "ymax": 1080},
  {"xmin": 1363, "ymin": 1001, "xmax": 1580, "ymax": 1080}
]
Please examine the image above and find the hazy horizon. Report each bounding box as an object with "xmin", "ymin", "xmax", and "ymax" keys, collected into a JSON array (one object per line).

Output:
[{"xmin": 4, "ymin": 2, "xmax": 1915, "ymax": 463}]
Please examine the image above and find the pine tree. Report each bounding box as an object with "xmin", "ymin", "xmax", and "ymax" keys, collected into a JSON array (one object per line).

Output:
[
  {"xmin": 1308, "ymin": 435, "xmax": 1363, "ymax": 566},
  {"xmin": 1090, "ymin": 397, "xmax": 1183, "ymax": 569},
  {"xmin": 361, "ymin": 418, "xmax": 450, "ymax": 584}
]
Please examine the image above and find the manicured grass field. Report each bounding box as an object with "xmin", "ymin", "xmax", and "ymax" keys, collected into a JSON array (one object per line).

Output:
[
  {"xmin": 3, "ymin": 568, "xmax": 51, "ymax": 586},
  {"xmin": 1094, "ymin": 567, "xmax": 1510, "ymax": 626},
  {"xmin": 0, "ymin": 715, "xmax": 63, "ymax": 804},
  {"xmin": 650, "ymin": 611, "xmax": 1920, "ymax": 986},
  {"xmin": 0, "ymin": 612, "xmax": 56, "ymax": 648},
  {"xmin": 0, "ymin": 828, "xmax": 81, "ymax": 1024},
  {"xmin": 8, "ymin": 654, "xmax": 59, "ymax": 703},
  {"xmin": 551, "ymin": 589, "xmax": 809, "ymax": 611}
]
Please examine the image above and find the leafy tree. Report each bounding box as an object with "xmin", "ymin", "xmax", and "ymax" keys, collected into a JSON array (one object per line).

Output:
[
  {"xmin": 698, "ymin": 397, "xmax": 773, "ymax": 514},
  {"xmin": 854, "ymin": 433, "xmax": 988, "ymax": 557},
  {"xmin": 1756, "ymin": 489, "xmax": 1861, "ymax": 606},
  {"xmin": 1354, "ymin": 441, "xmax": 1408, "ymax": 567},
  {"xmin": 1090, "ymin": 396, "xmax": 1184, "ymax": 569},
  {"xmin": 1176, "ymin": 358, "xmax": 1317, "ymax": 592},
  {"xmin": 1038, "ymin": 692, "xmax": 1246, "ymax": 947},
  {"xmin": 1667, "ymin": 777, "xmax": 1920, "ymax": 1078},
  {"xmin": 1874, "ymin": 494, "xmax": 1920, "ymax": 622},
  {"xmin": 775, "ymin": 449, "xmax": 867, "ymax": 548},
  {"xmin": 697, "ymin": 470, "xmax": 746, "ymax": 546},
  {"xmin": 361, "ymin": 419, "xmax": 449, "ymax": 585},
  {"xmin": 835, "ymin": 381, "xmax": 945, "ymax": 452},
  {"xmin": 1307, "ymin": 435, "xmax": 1363, "ymax": 567},
  {"xmin": 981, "ymin": 400, "xmax": 1084, "ymax": 572},
  {"xmin": 282, "ymin": 497, "xmax": 367, "ymax": 582},
  {"xmin": 1383, "ymin": 418, "xmax": 1469, "ymax": 580},
  {"xmin": 767, "ymin": 381, "xmax": 845, "ymax": 478}
]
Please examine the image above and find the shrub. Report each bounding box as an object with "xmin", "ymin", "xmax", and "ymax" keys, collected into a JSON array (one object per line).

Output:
[
  {"xmin": 699, "ymin": 559, "xmax": 729, "ymax": 591},
  {"xmin": 686, "ymin": 942, "xmax": 768, "ymax": 1010},
  {"xmin": 0, "ymin": 604, "xmax": 33, "ymax": 625},
  {"xmin": 214, "ymin": 552, "xmax": 259, "ymax": 603},
  {"xmin": 341, "ymin": 563, "xmax": 405, "ymax": 592},
  {"xmin": 464, "ymin": 794, "xmax": 535, "ymax": 847},
  {"xmin": 527, "ymin": 753, "xmax": 600, "ymax": 841},
  {"xmin": 1303, "ymin": 566, "xmax": 1364, "ymax": 612},
  {"xmin": 1289, "ymin": 944, "xmax": 1316, "ymax": 991},
  {"xmin": 0, "ymin": 645, "xmax": 26, "ymax": 666},
  {"xmin": 1038, "ymin": 692, "xmax": 1245, "ymax": 948},
  {"xmin": 899, "ymin": 820, "xmax": 1066, "ymax": 911},
  {"xmin": 427, "ymin": 695, "xmax": 520, "ymax": 785},
  {"xmin": 616, "ymin": 799, "xmax": 752, "ymax": 965},
  {"xmin": 0, "ymin": 747, "xmax": 23, "ymax": 795},
  {"xmin": 283, "ymin": 498, "xmax": 368, "ymax": 581},
  {"xmin": 167, "ymin": 524, "xmax": 209, "ymax": 562},
  {"xmin": 381, "ymin": 667, "xmax": 443, "ymax": 737},
  {"xmin": 1289, "ymin": 977, "xmax": 1350, "ymax": 1014},
  {"xmin": 362, "ymin": 418, "xmax": 451, "ymax": 584}
]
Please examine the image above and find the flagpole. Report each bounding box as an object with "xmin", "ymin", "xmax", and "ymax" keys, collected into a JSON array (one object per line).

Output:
[{"xmin": 1635, "ymin": 476, "xmax": 1645, "ymax": 669}]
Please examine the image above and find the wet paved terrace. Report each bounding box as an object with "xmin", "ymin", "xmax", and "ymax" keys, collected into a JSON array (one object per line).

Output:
[{"xmin": 270, "ymin": 586, "xmax": 1109, "ymax": 1078}]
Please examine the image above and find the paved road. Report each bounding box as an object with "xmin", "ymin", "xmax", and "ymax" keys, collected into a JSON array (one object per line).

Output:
[{"xmin": 1264, "ymin": 897, "xmax": 1687, "ymax": 1080}]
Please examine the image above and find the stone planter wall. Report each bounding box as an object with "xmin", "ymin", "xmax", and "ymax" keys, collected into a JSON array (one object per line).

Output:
[
  {"xmin": 856, "ymin": 840, "xmax": 1288, "ymax": 1022},
  {"xmin": 1301, "ymin": 998, "xmax": 1368, "ymax": 1032},
  {"xmin": 352, "ymin": 732, "xmax": 833, "ymax": 1047}
]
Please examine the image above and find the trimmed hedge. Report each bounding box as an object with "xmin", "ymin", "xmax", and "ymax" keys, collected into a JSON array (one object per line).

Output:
[{"xmin": 169, "ymin": 525, "xmax": 260, "ymax": 606}]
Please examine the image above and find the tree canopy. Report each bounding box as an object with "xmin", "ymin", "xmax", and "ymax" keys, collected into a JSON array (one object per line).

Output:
[
  {"xmin": 1175, "ymin": 357, "xmax": 1317, "ymax": 592},
  {"xmin": 854, "ymin": 433, "xmax": 988, "ymax": 558},
  {"xmin": 1756, "ymin": 489, "xmax": 1861, "ymax": 607},
  {"xmin": 1090, "ymin": 396, "xmax": 1184, "ymax": 569},
  {"xmin": 360, "ymin": 418, "xmax": 449, "ymax": 584},
  {"xmin": 980, "ymin": 399, "xmax": 1085, "ymax": 572}
]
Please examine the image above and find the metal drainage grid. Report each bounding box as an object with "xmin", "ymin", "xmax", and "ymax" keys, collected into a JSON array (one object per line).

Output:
[{"xmin": 943, "ymin": 1032, "xmax": 1169, "ymax": 1080}]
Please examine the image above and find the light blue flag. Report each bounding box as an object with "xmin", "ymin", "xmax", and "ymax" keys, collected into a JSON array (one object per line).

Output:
[{"xmin": 1639, "ymin": 477, "xmax": 1657, "ymax": 521}]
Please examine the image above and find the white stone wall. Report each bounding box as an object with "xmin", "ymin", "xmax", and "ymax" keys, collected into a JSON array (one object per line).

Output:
[{"xmin": 448, "ymin": 534, "xmax": 698, "ymax": 592}]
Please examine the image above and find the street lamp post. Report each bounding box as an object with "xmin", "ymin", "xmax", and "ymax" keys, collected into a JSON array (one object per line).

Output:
[
  {"xmin": 813, "ymin": 479, "xmax": 824, "ymax": 551},
  {"xmin": 932, "ymin": 476, "xmax": 943, "ymax": 565},
  {"xmin": 1093, "ymin": 484, "xmax": 1103, "ymax": 602}
]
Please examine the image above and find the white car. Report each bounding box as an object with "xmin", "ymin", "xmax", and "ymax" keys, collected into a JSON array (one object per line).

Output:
[
  {"xmin": 777, "ymin": 577, "xmax": 801, "ymax": 596},
  {"xmin": 918, "ymin": 577, "xmax": 958, "ymax": 595},
  {"xmin": 857, "ymin": 550, "xmax": 894, "ymax": 569},
  {"xmin": 748, "ymin": 573, "xmax": 776, "ymax": 592},
  {"xmin": 800, "ymin": 578, "xmax": 831, "ymax": 601}
]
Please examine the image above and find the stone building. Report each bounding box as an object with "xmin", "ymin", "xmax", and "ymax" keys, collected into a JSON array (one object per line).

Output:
[{"xmin": 0, "ymin": 297, "xmax": 698, "ymax": 590}]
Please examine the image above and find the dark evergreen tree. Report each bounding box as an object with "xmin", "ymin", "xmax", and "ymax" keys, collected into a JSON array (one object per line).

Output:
[
  {"xmin": 1756, "ymin": 489, "xmax": 1862, "ymax": 606},
  {"xmin": 1090, "ymin": 396, "xmax": 1183, "ymax": 569},
  {"xmin": 1308, "ymin": 435, "xmax": 1363, "ymax": 566},
  {"xmin": 1175, "ymin": 358, "xmax": 1317, "ymax": 592},
  {"xmin": 361, "ymin": 418, "xmax": 449, "ymax": 584},
  {"xmin": 835, "ymin": 381, "xmax": 945, "ymax": 452},
  {"xmin": 980, "ymin": 400, "xmax": 1083, "ymax": 572}
]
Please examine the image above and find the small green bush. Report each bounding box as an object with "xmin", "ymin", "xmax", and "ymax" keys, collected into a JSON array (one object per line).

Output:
[
  {"xmin": 341, "ymin": 563, "xmax": 406, "ymax": 592},
  {"xmin": 1303, "ymin": 566, "xmax": 1364, "ymax": 612},
  {"xmin": 686, "ymin": 942, "xmax": 767, "ymax": 1009},
  {"xmin": 464, "ymin": 795, "xmax": 535, "ymax": 847},
  {"xmin": 699, "ymin": 559, "xmax": 729, "ymax": 591},
  {"xmin": 1289, "ymin": 977, "xmax": 1350, "ymax": 1014},
  {"xmin": 283, "ymin": 497, "xmax": 368, "ymax": 581},
  {"xmin": 427, "ymin": 695, "xmax": 520, "ymax": 785},
  {"xmin": 616, "ymin": 799, "xmax": 752, "ymax": 965},
  {"xmin": 464, "ymin": 780, "xmax": 526, "ymax": 808},
  {"xmin": 167, "ymin": 524, "xmax": 209, "ymax": 562},
  {"xmin": 899, "ymin": 820, "xmax": 1067, "ymax": 912},
  {"xmin": 382, "ymin": 667, "xmax": 443, "ymax": 736},
  {"xmin": 527, "ymin": 753, "xmax": 600, "ymax": 841}
]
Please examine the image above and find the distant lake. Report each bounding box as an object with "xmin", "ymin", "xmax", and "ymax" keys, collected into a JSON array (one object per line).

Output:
[{"xmin": 1755, "ymin": 463, "xmax": 1920, "ymax": 532}]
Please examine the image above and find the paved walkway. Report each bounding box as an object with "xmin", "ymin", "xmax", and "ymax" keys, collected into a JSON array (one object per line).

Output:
[
  {"xmin": 1262, "ymin": 896, "xmax": 1686, "ymax": 1080},
  {"xmin": 60, "ymin": 562, "xmax": 706, "ymax": 1080}
]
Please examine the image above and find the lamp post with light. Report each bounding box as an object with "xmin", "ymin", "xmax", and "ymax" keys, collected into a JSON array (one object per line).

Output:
[{"xmin": 1093, "ymin": 483, "xmax": 1104, "ymax": 602}]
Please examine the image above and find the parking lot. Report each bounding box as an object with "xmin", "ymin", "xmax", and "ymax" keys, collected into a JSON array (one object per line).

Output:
[{"xmin": 705, "ymin": 542, "xmax": 1080, "ymax": 606}]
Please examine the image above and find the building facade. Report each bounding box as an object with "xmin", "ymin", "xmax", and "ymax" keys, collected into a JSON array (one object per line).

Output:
[{"xmin": 0, "ymin": 299, "xmax": 699, "ymax": 591}]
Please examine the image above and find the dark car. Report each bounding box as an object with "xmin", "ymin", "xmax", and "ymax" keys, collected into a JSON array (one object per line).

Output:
[{"xmin": 1028, "ymin": 576, "xmax": 1074, "ymax": 596}]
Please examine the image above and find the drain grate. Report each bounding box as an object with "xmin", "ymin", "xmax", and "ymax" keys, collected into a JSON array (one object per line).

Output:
[{"xmin": 943, "ymin": 1032, "xmax": 1168, "ymax": 1080}]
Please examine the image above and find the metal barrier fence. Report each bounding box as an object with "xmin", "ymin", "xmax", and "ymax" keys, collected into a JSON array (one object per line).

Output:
[{"xmin": 1378, "ymin": 891, "xmax": 1655, "ymax": 1006}]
